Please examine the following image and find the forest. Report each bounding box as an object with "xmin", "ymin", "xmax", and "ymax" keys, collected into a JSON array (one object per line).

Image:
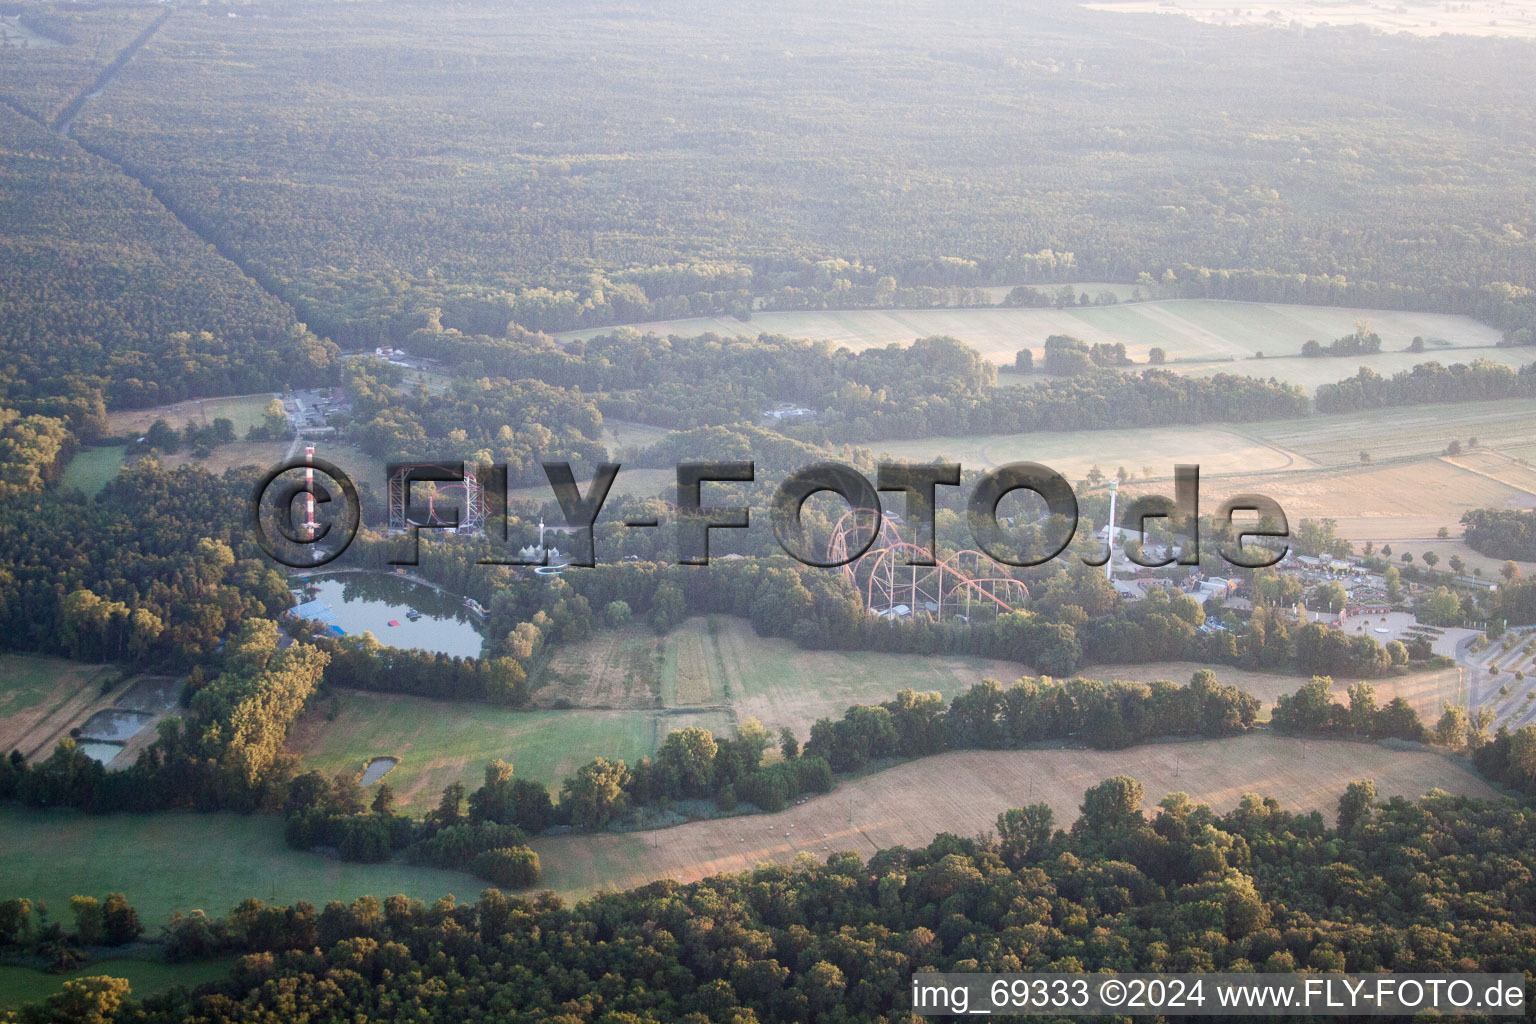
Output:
[
  {"xmin": 28, "ymin": 1, "xmax": 1533, "ymax": 348},
  {"xmin": 1461, "ymin": 508, "xmax": 1536, "ymax": 563}
]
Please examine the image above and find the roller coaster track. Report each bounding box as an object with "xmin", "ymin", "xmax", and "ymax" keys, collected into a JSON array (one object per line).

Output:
[{"xmin": 827, "ymin": 510, "xmax": 1027, "ymax": 620}]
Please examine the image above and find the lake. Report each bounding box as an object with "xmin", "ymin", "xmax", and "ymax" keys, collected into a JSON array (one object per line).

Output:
[{"xmin": 293, "ymin": 574, "xmax": 485, "ymax": 658}]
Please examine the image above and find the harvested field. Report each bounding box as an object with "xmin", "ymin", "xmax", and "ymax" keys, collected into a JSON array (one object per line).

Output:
[
  {"xmin": 555, "ymin": 300, "xmax": 1507, "ymax": 392},
  {"xmin": 1121, "ymin": 455, "xmax": 1535, "ymax": 558},
  {"xmin": 530, "ymin": 734, "xmax": 1496, "ymax": 895},
  {"xmin": 1245, "ymin": 401, "xmax": 1536, "ymax": 469}
]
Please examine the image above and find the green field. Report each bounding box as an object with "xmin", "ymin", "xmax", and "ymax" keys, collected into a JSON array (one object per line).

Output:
[
  {"xmin": 288, "ymin": 695, "xmax": 732, "ymax": 813},
  {"xmin": 555, "ymin": 299, "xmax": 1511, "ymax": 392},
  {"xmin": 0, "ymin": 957, "xmax": 236, "ymax": 1011},
  {"xmin": 0, "ymin": 809, "xmax": 477, "ymax": 928},
  {"xmin": 59, "ymin": 446, "xmax": 127, "ymax": 496}
]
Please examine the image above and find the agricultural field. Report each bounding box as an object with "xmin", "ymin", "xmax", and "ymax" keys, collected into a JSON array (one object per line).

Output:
[
  {"xmin": 0, "ymin": 958, "xmax": 236, "ymax": 1012},
  {"xmin": 1148, "ymin": 455, "xmax": 1535, "ymax": 569},
  {"xmin": 555, "ymin": 300, "xmax": 1511, "ymax": 392},
  {"xmin": 1243, "ymin": 400, "xmax": 1536, "ymax": 470},
  {"xmin": 878, "ymin": 398, "xmax": 1536, "ymax": 569},
  {"xmin": 876, "ymin": 423, "xmax": 1302, "ymax": 479},
  {"xmin": 530, "ymin": 733, "xmax": 1497, "ymax": 895},
  {"xmin": 1085, "ymin": 0, "xmax": 1536, "ymax": 39},
  {"xmin": 0, "ymin": 808, "xmax": 478, "ymax": 931},
  {"xmin": 285, "ymin": 691, "xmax": 732, "ymax": 813}
]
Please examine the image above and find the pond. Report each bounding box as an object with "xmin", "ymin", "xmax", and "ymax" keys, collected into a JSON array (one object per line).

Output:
[
  {"xmin": 78, "ymin": 709, "xmax": 154, "ymax": 743},
  {"xmin": 77, "ymin": 742, "xmax": 124, "ymax": 766},
  {"xmin": 293, "ymin": 573, "xmax": 484, "ymax": 658},
  {"xmin": 359, "ymin": 756, "xmax": 399, "ymax": 786}
]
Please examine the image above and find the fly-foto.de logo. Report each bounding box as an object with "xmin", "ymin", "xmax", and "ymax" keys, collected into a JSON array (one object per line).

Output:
[{"xmin": 250, "ymin": 456, "xmax": 1289, "ymax": 572}]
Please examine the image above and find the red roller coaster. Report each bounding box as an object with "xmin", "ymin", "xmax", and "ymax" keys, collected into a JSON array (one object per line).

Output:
[{"xmin": 826, "ymin": 510, "xmax": 1027, "ymax": 620}]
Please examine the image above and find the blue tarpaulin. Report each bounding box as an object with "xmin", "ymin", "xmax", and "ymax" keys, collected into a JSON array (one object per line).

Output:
[{"xmin": 292, "ymin": 598, "xmax": 336, "ymax": 624}]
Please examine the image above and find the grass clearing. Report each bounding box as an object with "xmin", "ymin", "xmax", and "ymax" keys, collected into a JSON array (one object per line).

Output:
[
  {"xmin": 0, "ymin": 808, "xmax": 478, "ymax": 929},
  {"xmin": 59, "ymin": 446, "xmax": 126, "ymax": 496},
  {"xmin": 0, "ymin": 655, "xmax": 115, "ymax": 760},
  {"xmin": 604, "ymin": 419, "xmax": 673, "ymax": 454},
  {"xmin": 555, "ymin": 300, "xmax": 1508, "ymax": 392},
  {"xmin": 0, "ymin": 958, "xmax": 237, "ymax": 1011},
  {"xmin": 104, "ymin": 394, "xmax": 274, "ymax": 439},
  {"xmin": 530, "ymin": 734, "xmax": 1497, "ymax": 895},
  {"xmin": 153, "ymin": 439, "xmax": 290, "ymax": 477},
  {"xmin": 289, "ymin": 693, "xmax": 712, "ymax": 812}
]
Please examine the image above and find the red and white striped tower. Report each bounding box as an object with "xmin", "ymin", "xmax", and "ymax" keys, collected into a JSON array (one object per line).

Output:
[{"xmin": 304, "ymin": 443, "xmax": 317, "ymax": 542}]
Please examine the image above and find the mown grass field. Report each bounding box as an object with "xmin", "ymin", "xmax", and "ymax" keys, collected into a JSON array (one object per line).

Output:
[
  {"xmin": 0, "ymin": 809, "xmax": 478, "ymax": 929},
  {"xmin": 555, "ymin": 299, "xmax": 1510, "ymax": 392},
  {"xmin": 0, "ymin": 958, "xmax": 236, "ymax": 1012},
  {"xmin": 530, "ymin": 733, "xmax": 1497, "ymax": 895}
]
